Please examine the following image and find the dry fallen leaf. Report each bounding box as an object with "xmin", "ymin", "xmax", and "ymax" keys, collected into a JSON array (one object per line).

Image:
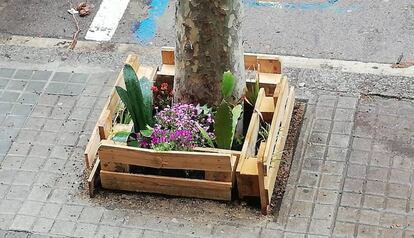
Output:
[{"xmin": 77, "ymin": 2, "xmax": 91, "ymax": 17}]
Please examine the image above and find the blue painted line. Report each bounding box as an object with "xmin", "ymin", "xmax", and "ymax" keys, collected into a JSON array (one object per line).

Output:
[
  {"xmin": 133, "ymin": 0, "xmax": 352, "ymax": 43},
  {"xmin": 133, "ymin": 0, "xmax": 169, "ymax": 43}
]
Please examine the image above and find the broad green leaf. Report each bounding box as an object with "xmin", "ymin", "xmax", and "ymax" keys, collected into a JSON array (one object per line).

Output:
[
  {"xmin": 221, "ymin": 71, "xmax": 236, "ymax": 99},
  {"xmin": 115, "ymin": 86, "xmax": 136, "ymax": 127},
  {"xmin": 112, "ymin": 131, "xmax": 131, "ymax": 143},
  {"xmin": 232, "ymin": 104, "xmax": 243, "ymax": 135},
  {"xmin": 214, "ymin": 102, "xmax": 233, "ymax": 149},
  {"xmin": 140, "ymin": 128, "xmax": 153, "ymax": 137},
  {"xmin": 196, "ymin": 123, "xmax": 215, "ymax": 148},
  {"xmin": 139, "ymin": 76, "xmax": 154, "ymax": 125},
  {"xmin": 123, "ymin": 64, "xmax": 148, "ymax": 132}
]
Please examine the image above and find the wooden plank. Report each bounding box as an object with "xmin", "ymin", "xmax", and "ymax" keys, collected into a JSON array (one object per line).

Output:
[
  {"xmin": 264, "ymin": 77, "xmax": 289, "ymax": 168},
  {"xmin": 257, "ymin": 56, "xmax": 282, "ymax": 74},
  {"xmin": 87, "ymin": 158, "xmax": 101, "ymax": 197},
  {"xmin": 84, "ymin": 127, "xmax": 101, "ymax": 168},
  {"xmin": 155, "ymin": 49, "xmax": 282, "ymax": 74},
  {"xmin": 205, "ymin": 154, "xmax": 237, "ymax": 182},
  {"xmin": 84, "ymin": 54, "xmax": 140, "ymax": 168},
  {"xmin": 100, "ymin": 171, "xmax": 232, "ymax": 200},
  {"xmin": 244, "ymin": 53, "xmax": 258, "ymax": 70},
  {"xmin": 266, "ymin": 87, "xmax": 295, "ymax": 201},
  {"xmin": 161, "ymin": 47, "xmax": 175, "ymax": 65},
  {"xmin": 259, "ymin": 97, "xmax": 275, "ymax": 123},
  {"xmin": 99, "ymin": 140, "xmax": 232, "ymax": 172},
  {"xmin": 98, "ymin": 109, "xmax": 111, "ymax": 140},
  {"xmin": 193, "ymin": 147, "xmax": 241, "ymax": 157},
  {"xmin": 256, "ymin": 142, "xmax": 268, "ymax": 214},
  {"xmin": 240, "ymin": 158, "xmax": 258, "ymax": 175}
]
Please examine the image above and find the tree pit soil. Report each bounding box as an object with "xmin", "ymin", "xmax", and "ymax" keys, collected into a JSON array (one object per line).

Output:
[{"xmin": 80, "ymin": 101, "xmax": 306, "ymax": 224}]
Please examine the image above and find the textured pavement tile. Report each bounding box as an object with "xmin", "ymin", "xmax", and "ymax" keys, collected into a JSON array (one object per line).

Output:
[
  {"xmin": 357, "ymin": 224, "xmax": 378, "ymax": 238},
  {"xmin": 285, "ymin": 217, "xmax": 309, "ymax": 233},
  {"xmin": 0, "ymin": 91, "xmax": 20, "ymax": 102},
  {"xmin": 5, "ymin": 231, "xmax": 30, "ymax": 238},
  {"xmin": 49, "ymin": 220, "xmax": 75, "ymax": 236},
  {"xmin": 51, "ymin": 72, "xmax": 71, "ymax": 82},
  {"xmin": 340, "ymin": 192, "xmax": 362, "ymax": 208},
  {"xmin": 18, "ymin": 201, "xmax": 44, "ymax": 216},
  {"xmin": 362, "ymin": 195, "xmax": 385, "ymax": 210},
  {"xmin": 365, "ymin": 180, "xmax": 387, "ymax": 196},
  {"xmin": 359, "ymin": 209, "xmax": 381, "ymax": 226},
  {"xmin": 308, "ymin": 219, "xmax": 332, "ymax": 236},
  {"xmin": 0, "ymin": 199, "xmax": 22, "ymax": 214},
  {"xmin": 260, "ymin": 228, "xmax": 284, "ymax": 238},
  {"xmin": 56, "ymin": 204, "xmax": 83, "ymax": 222},
  {"xmin": 10, "ymin": 215, "xmax": 36, "ymax": 231},
  {"xmin": 0, "ymin": 68, "xmax": 15, "ymax": 78},
  {"xmin": 343, "ymin": 178, "xmax": 364, "ymax": 193},
  {"xmin": 316, "ymin": 189, "xmax": 339, "ymax": 205},
  {"xmin": 0, "ymin": 214, "xmax": 14, "ymax": 230},
  {"xmin": 27, "ymin": 186, "xmax": 52, "ymax": 202},
  {"xmin": 31, "ymin": 70, "xmax": 52, "ymax": 81},
  {"xmin": 70, "ymin": 73, "xmax": 89, "ymax": 84},
  {"xmin": 13, "ymin": 70, "xmax": 33, "ymax": 80},
  {"xmin": 32, "ymin": 218, "xmax": 54, "ymax": 233},
  {"xmin": 6, "ymin": 80, "xmax": 28, "ymax": 91},
  {"xmin": 333, "ymin": 221, "xmax": 355, "ymax": 237},
  {"xmin": 289, "ymin": 201, "xmax": 313, "ymax": 217},
  {"xmin": 94, "ymin": 225, "xmax": 120, "ymax": 238},
  {"xmin": 315, "ymin": 106, "xmax": 334, "ymax": 120},
  {"xmin": 295, "ymin": 187, "xmax": 317, "ymax": 202},
  {"xmin": 39, "ymin": 203, "xmax": 61, "ymax": 219},
  {"xmin": 73, "ymin": 223, "xmax": 98, "ymax": 237}
]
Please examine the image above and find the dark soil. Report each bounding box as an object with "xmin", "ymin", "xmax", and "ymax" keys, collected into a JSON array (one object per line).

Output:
[{"xmin": 80, "ymin": 101, "xmax": 306, "ymax": 223}]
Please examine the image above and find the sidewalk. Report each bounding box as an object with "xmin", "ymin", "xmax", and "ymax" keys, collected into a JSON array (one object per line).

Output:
[{"xmin": 0, "ymin": 57, "xmax": 413, "ymax": 237}]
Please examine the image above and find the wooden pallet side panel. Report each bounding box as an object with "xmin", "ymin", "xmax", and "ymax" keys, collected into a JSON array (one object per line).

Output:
[
  {"xmin": 161, "ymin": 47, "xmax": 175, "ymax": 65},
  {"xmin": 98, "ymin": 109, "xmax": 111, "ymax": 140},
  {"xmin": 100, "ymin": 171, "xmax": 232, "ymax": 201},
  {"xmin": 236, "ymin": 89, "xmax": 265, "ymax": 197},
  {"xmin": 264, "ymin": 77, "xmax": 289, "ymax": 169},
  {"xmin": 84, "ymin": 54, "xmax": 140, "ymax": 168},
  {"xmin": 265, "ymin": 87, "xmax": 295, "ymax": 202},
  {"xmin": 256, "ymin": 142, "xmax": 268, "ymax": 214},
  {"xmin": 99, "ymin": 140, "xmax": 233, "ymax": 172},
  {"xmin": 87, "ymin": 158, "xmax": 101, "ymax": 197}
]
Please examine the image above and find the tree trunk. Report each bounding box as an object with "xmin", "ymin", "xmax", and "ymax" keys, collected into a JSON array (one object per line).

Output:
[{"xmin": 174, "ymin": 0, "xmax": 245, "ymax": 106}]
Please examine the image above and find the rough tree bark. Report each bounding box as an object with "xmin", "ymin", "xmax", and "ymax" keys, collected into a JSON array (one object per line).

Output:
[{"xmin": 174, "ymin": 0, "xmax": 245, "ymax": 106}]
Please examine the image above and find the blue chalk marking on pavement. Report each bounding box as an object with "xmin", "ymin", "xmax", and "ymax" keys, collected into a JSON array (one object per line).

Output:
[
  {"xmin": 133, "ymin": 0, "xmax": 169, "ymax": 43},
  {"xmin": 133, "ymin": 0, "xmax": 351, "ymax": 43}
]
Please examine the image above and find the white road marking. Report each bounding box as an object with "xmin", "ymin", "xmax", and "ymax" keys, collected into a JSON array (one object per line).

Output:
[{"xmin": 85, "ymin": 0, "xmax": 130, "ymax": 41}]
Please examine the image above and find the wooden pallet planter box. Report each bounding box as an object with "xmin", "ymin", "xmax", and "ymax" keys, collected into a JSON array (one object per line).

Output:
[
  {"xmin": 236, "ymin": 75, "xmax": 295, "ymax": 214},
  {"xmin": 85, "ymin": 48, "xmax": 288, "ymax": 201}
]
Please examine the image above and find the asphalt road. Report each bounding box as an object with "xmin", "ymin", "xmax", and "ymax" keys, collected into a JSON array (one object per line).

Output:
[{"xmin": 0, "ymin": 0, "xmax": 413, "ymax": 63}]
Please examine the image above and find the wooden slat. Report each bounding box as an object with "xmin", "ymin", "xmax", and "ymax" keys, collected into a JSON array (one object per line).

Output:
[
  {"xmin": 84, "ymin": 128, "xmax": 101, "ymax": 168},
  {"xmin": 264, "ymin": 77, "xmax": 289, "ymax": 168},
  {"xmin": 244, "ymin": 53, "xmax": 258, "ymax": 70},
  {"xmin": 265, "ymin": 87, "xmax": 295, "ymax": 201},
  {"xmin": 155, "ymin": 49, "xmax": 283, "ymax": 74},
  {"xmin": 87, "ymin": 158, "xmax": 101, "ymax": 197},
  {"xmin": 98, "ymin": 109, "xmax": 111, "ymax": 140},
  {"xmin": 100, "ymin": 171, "xmax": 232, "ymax": 200},
  {"xmin": 256, "ymin": 142, "xmax": 268, "ymax": 214},
  {"xmin": 259, "ymin": 97, "xmax": 275, "ymax": 122},
  {"xmin": 193, "ymin": 147, "xmax": 241, "ymax": 157},
  {"xmin": 161, "ymin": 47, "xmax": 175, "ymax": 65},
  {"xmin": 99, "ymin": 140, "xmax": 232, "ymax": 172},
  {"xmin": 205, "ymin": 155, "xmax": 237, "ymax": 183},
  {"xmin": 84, "ymin": 54, "xmax": 140, "ymax": 168},
  {"xmin": 257, "ymin": 56, "xmax": 282, "ymax": 74}
]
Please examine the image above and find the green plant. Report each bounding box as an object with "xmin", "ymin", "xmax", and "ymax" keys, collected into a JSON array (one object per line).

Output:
[
  {"xmin": 115, "ymin": 64, "xmax": 153, "ymax": 133},
  {"xmin": 213, "ymin": 71, "xmax": 243, "ymax": 149},
  {"xmin": 245, "ymin": 76, "xmax": 260, "ymax": 107}
]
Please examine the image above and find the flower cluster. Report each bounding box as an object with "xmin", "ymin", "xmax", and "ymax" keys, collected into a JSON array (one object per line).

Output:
[
  {"xmin": 137, "ymin": 103, "xmax": 214, "ymax": 151},
  {"xmin": 152, "ymin": 82, "xmax": 173, "ymax": 111}
]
